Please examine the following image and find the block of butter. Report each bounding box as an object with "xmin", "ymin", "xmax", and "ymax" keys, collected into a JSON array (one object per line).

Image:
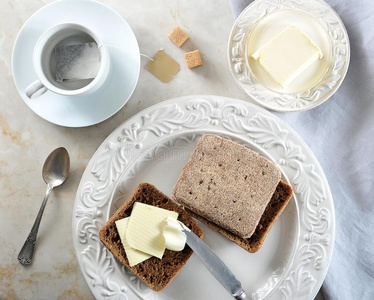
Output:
[
  {"xmin": 251, "ymin": 26, "xmax": 323, "ymax": 88},
  {"xmin": 115, "ymin": 217, "xmax": 152, "ymax": 267},
  {"xmin": 126, "ymin": 202, "xmax": 178, "ymax": 259}
]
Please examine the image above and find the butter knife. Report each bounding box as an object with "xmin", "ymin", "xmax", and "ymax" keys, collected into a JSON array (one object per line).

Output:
[{"xmin": 180, "ymin": 223, "xmax": 247, "ymax": 300}]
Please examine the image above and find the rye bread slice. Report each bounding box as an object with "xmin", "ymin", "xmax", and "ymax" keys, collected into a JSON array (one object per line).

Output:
[
  {"xmin": 99, "ymin": 183, "xmax": 204, "ymax": 292},
  {"xmin": 172, "ymin": 134, "xmax": 281, "ymax": 239},
  {"xmin": 186, "ymin": 181, "xmax": 293, "ymax": 253}
]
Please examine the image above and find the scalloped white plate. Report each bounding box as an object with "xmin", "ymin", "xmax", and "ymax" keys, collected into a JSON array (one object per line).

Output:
[
  {"xmin": 73, "ymin": 95, "xmax": 335, "ymax": 300},
  {"xmin": 228, "ymin": 0, "xmax": 350, "ymax": 112}
]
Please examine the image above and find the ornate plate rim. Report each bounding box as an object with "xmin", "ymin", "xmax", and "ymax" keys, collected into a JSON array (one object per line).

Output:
[
  {"xmin": 227, "ymin": 0, "xmax": 350, "ymax": 112},
  {"xmin": 72, "ymin": 95, "xmax": 335, "ymax": 300}
]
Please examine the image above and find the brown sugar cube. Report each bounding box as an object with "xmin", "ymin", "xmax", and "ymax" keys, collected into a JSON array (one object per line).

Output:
[
  {"xmin": 184, "ymin": 50, "xmax": 203, "ymax": 69},
  {"xmin": 168, "ymin": 26, "xmax": 189, "ymax": 47}
]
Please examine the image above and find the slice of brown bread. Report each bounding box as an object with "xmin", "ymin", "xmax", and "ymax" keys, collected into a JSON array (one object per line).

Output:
[
  {"xmin": 172, "ymin": 134, "xmax": 281, "ymax": 239},
  {"xmin": 186, "ymin": 180, "xmax": 292, "ymax": 253},
  {"xmin": 99, "ymin": 182, "xmax": 204, "ymax": 291}
]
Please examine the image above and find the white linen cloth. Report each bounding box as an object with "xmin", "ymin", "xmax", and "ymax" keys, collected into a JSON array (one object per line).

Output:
[{"xmin": 229, "ymin": 0, "xmax": 374, "ymax": 299}]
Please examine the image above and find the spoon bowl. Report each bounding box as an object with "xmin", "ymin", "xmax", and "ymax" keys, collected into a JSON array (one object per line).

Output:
[{"xmin": 42, "ymin": 147, "xmax": 70, "ymax": 188}]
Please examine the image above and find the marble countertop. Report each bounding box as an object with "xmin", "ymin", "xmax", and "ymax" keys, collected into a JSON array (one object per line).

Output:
[{"xmin": 0, "ymin": 0, "xmax": 324, "ymax": 299}]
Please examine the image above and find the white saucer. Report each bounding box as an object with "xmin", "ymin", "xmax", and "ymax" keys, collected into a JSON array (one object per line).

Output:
[{"xmin": 12, "ymin": 0, "xmax": 140, "ymax": 127}]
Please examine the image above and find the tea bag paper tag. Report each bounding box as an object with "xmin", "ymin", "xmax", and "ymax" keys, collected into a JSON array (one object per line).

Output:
[{"xmin": 145, "ymin": 50, "xmax": 180, "ymax": 83}]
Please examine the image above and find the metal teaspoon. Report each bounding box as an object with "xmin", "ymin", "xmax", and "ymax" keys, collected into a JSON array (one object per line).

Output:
[{"xmin": 18, "ymin": 147, "xmax": 70, "ymax": 265}]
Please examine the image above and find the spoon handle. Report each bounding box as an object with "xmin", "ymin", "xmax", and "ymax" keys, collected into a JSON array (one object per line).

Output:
[{"xmin": 18, "ymin": 186, "xmax": 53, "ymax": 265}]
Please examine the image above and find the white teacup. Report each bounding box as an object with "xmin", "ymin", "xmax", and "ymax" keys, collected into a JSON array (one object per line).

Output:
[{"xmin": 26, "ymin": 23, "xmax": 110, "ymax": 98}]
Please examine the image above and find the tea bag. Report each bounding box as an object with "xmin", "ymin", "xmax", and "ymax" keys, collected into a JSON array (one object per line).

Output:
[
  {"xmin": 54, "ymin": 42, "xmax": 101, "ymax": 82},
  {"xmin": 145, "ymin": 50, "xmax": 180, "ymax": 83}
]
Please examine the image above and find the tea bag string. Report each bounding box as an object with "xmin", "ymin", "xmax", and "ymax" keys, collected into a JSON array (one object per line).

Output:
[
  {"xmin": 141, "ymin": 48, "xmax": 165, "ymax": 62},
  {"xmin": 97, "ymin": 44, "xmax": 154, "ymax": 62},
  {"xmin": 140, "ymin": 53, "xmax": 154, "ymax": 62}
]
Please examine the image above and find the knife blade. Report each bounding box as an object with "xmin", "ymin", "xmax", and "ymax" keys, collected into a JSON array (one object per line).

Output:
[{"xmin": 180, "ymin": 222, "xmax": 247, "ymax": 300}]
